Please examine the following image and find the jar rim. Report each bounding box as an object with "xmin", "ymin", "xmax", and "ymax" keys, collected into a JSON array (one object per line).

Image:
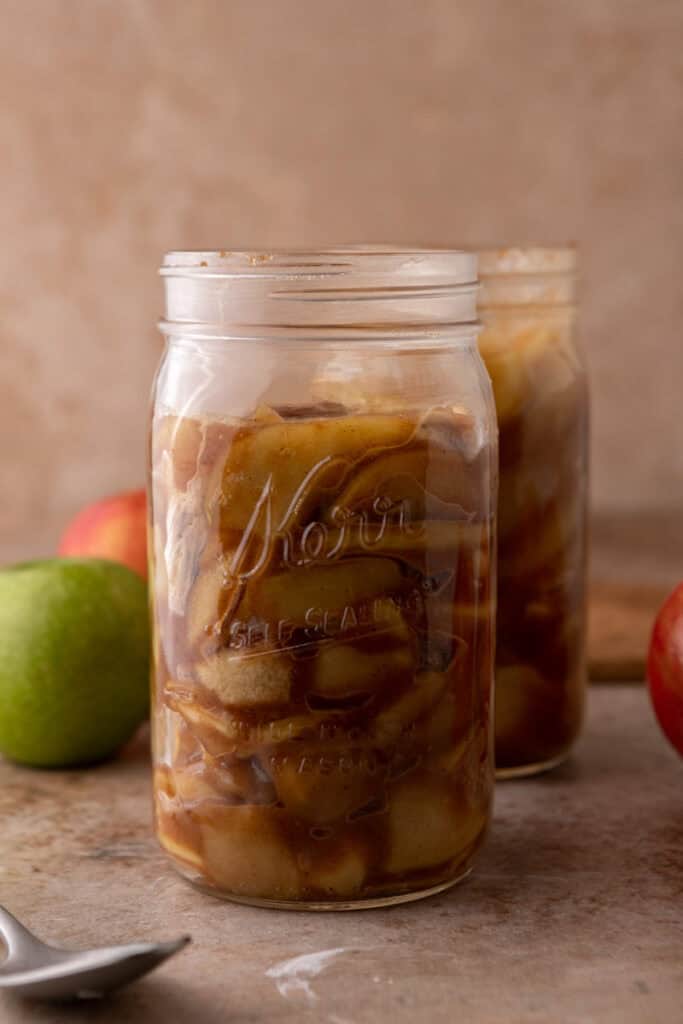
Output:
[
  {"xmin": 476, "ymin": 245, "xmax": 576, "ymax": 309},
  {"xmin": 477, "ymin": 245, "xmax": 576, "ymax": 277},
  {"xmin": 160, "ymin": 247, "xmax": 477, "ymax": 284},
  {"xmin": 160, "ymin": 247, "xmax": 479, "ymax": 332}
]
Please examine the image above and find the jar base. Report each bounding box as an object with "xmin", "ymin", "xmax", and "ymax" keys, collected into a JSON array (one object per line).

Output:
[
  {"xmin": 496, "ymin": 750, "xmax": 570, "ymax": 780},
  {"xmin": 179, "ymin": 868, "xmax": 472, "ymax": 911}
]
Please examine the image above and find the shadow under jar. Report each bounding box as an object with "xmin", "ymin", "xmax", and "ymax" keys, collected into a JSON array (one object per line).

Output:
[
  {"xmin": 149, "ymin": 248, "xmax": 498, "ymax": 909},
  {"xmin": 477, "ymin": 247, "xmax": 589, "ymax": 778}
]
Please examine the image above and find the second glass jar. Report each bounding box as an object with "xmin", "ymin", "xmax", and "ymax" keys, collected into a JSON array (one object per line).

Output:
[
  {"xmin": 478, "ymin": 247, "xmax": 588, "ymax": 777},
  {"xmin": 149, "ymin": 249, "xmax": 498, "ymax": 908}
]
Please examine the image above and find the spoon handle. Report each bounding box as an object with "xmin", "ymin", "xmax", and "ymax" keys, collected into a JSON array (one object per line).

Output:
[{"xmin": 0, "ymin": 905, "xmax": 47, "ymax": 964}]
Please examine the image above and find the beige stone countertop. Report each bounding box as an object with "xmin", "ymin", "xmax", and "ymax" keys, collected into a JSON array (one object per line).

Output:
[{"xmin": 0, "ymin": 685, "xmax": 681, "ymax": 1024}]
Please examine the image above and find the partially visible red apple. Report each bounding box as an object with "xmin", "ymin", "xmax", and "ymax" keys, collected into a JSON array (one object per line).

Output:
[
  {"xmin": 647, "ymin": 583, "xmax": 683, "ymax": 757},
  {"xmin": 58, "ymin": 489, "xmax": 148, "ymax": 579}
]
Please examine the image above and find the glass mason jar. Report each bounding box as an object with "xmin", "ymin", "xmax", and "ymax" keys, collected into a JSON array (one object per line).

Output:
[
  {"xmin": 148, "ymin": 248, "xmax": 497, "ymax": 909},
  {"xmin": 477, "ymin": 247, "xmax": 588, "ymax": 777}
]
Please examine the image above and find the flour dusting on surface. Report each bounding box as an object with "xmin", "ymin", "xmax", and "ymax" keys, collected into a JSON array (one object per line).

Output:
[{"xmin": 266, "ymin": 947, "xmax": 349, "ymax": 1003}]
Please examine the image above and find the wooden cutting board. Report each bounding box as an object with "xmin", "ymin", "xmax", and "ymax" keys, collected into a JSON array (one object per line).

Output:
[
  {"xmin": 587, "ymin": 509, "xmax": 682, "ymax": 681},
  {"xmin": 588, "ymin": 580, "xmax": 667, "ymax": 682}
]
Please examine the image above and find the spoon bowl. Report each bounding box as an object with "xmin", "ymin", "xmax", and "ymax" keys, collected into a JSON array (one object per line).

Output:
[{"xmin": 0, "ymin": 905, "xmax": 190, "ymax": 1000}]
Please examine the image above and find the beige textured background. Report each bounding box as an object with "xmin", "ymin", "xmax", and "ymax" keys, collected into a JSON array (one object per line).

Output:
[{"xmin": 1, "ymin": 0, "xmax": 682, "ymax": 564}]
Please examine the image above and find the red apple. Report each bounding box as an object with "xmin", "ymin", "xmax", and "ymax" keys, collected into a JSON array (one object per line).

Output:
[
  {"xmin": 58, "ymin": 489, "xmax": 148, "ymax": 579},
  {"xmin": 647, "ymin": 583, "xmax": 683, "ymax": 757}
]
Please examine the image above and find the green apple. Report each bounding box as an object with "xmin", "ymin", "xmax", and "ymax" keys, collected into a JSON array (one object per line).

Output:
[{"xmin": 0, "ymin": 558, "xmax": 149, "ymax": 767}]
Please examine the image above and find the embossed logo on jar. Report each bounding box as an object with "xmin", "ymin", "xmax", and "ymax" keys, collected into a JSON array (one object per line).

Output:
[{"xmin": 226, "ymin": 464, "xmax": 425, "ymax": 582}]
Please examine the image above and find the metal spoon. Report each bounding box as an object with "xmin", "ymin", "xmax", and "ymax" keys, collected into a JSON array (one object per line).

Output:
[{"xmin": 0, "ymin": 905, "xmax": 190, "ymax": 1000}]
